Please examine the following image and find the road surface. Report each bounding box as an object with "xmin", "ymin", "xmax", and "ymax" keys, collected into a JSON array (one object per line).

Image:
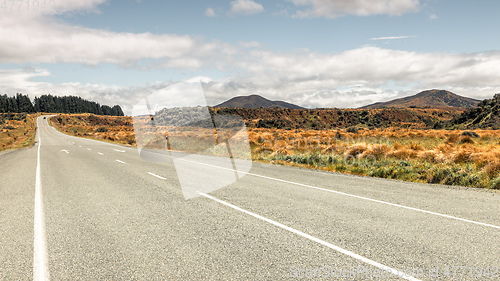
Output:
[{"xmin": 1, "ymin": 116, "xmax": 500, "ymax": 280}]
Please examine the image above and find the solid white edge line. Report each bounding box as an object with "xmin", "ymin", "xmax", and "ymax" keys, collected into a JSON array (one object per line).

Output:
[
  {"xmin": 148, "ymin": 172, "xmax": 167, "ymax": 180},
  {"xmin": 200, "ymin": 193, "xmax": 421, "ymax": 281},
  {"xmin": 174, "ymin": 156, "xmax": 500, "ymax": 230},
  {"xmin": 116, "ymin": 160, "xmax": 126, "ymax": 164},
  {"xmin": 34, "ymin": 118, "xmax": 49, "ymax": 281}
]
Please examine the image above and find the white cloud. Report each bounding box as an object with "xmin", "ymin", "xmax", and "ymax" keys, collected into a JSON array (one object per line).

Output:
[
  {"xmin": 239, "ymin": 47, "xmax": 500, "ymax": 88},
  {"xmin": 0, "ymin": 11, "xmax": 201, "ymax": 67},
  {"xmin": 0, "ymin": 68, "xmax": 51, "ymax": 93},
  {"xmin": 50, "ymin": 0, "xmax": 109, "ymax": 14},
  {"xmin": 205, "ymin": 7, "xmax": 216, "ymax": 17},
  {"xmin": 229, "ymin": 0, "xmax": 264, "ymax": 16},
  {"xmin": 4, "ymin": 42, "xmax": 500, "ymax": 111},
  {"xmin": 289, "ymin": 0, "xmax": 421, "ymax": 18},
  {"xmin": 200, "ymin": 46, "xmax": 500, "ymax": 108},
  {"xmin": 0, "ymin": 67, "xmax": 175, "ymax": 114},
  {"xmin": 1, "ymin": 0, "xmax": 500, "ymax": 110}
]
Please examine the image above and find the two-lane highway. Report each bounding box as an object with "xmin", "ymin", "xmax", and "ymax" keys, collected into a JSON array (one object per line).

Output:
[{"xmin": 2, "ymin": 116, "xmax": 500, "ymax": 280}]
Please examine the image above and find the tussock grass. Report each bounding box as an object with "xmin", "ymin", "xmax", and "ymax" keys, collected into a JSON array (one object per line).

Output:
[
  {"xmin": 50, "ymin": 114, "xmax": 136, "ymax": 146},
  {"xmin": 46, "ymin": 114, "xmax": 500, "ymax": 190},
  {"xmin": 251, "ymin": 127, "xmax": 500, "ymax": 189},
  {"xmin": 0, "ymin": 113, "xmax": 38, "ymax": 152}
]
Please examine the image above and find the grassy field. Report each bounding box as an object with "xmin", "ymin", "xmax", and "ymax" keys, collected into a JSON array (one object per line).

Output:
[
  {"xmin": 49, "ymin": 114, "xmax": 136, "ymax": 145},
  {"xmin": 49, "ymin": 113, "xmax": 500, "ymax": 190},
  {"xmin": 0, "ymin": 113, "xmax": 38, "ymax": 152},
  {"xmin": 248, "ymin": 128, "xmax": 500, "ymax": 189}
]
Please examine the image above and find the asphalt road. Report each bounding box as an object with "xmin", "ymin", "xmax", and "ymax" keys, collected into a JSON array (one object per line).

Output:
[{"xmin": 2, "ymin": 116, "xmax": 500, "ymax": 280}]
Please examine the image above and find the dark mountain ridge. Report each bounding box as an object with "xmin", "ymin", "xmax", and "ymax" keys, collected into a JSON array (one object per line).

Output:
[{"xmin": 215, "ymin": 94, "xmax": 305, "ymax": 109}]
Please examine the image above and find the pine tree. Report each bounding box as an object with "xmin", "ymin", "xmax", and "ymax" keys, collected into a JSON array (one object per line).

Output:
[
  {"xmin": 16, "ymin": 93, "xmax": 35, "ymax": 113},
  {"xmin": 7, "ymin": 97, "xmax": 18, "ymax": 112},
  {"xmin": 111, "ymin": 105, "xmax": 124, "ymax": 116}
]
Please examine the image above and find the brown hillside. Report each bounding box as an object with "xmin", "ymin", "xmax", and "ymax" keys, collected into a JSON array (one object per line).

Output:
[
  {"xmin": 361, "ymin": 89, "xmax": 480, "ymax": 109},
  {"xmin": 213, "ymin": 107, "xmax": 461, "ymax": 130}
]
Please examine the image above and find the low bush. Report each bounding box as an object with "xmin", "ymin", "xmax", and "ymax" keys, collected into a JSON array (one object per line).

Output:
[
  {"xmin": 462, "ymin": 131, "xmax": 479, "ymax": 138},
  {"xmin": 346, "ymin": 126, "xmax": 359, "ymax": 133},
  {"xmin": 445, "ymin": 134, "xmax": 459, "ymax": 144},
  {"xmin": 483, "ymin": 162, "xmax": 500, "ymax": 178},
  {"xmin": 95, "ymin": 127, "xmax": 108, "ymax": 133},
  {"xmin": 489, "ymin": 176, "xmax": 500, "ymax": 189},
  {"xmin": 458, "ymin": 135, "xmax": 475, "ymax": 144}
]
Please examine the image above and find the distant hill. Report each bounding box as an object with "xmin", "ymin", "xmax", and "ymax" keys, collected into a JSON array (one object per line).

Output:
[
  {"xmin": 212, "ymin": 106, "xmax": 461, "ymax": 130},
  {"xmin": 215, "ymin": 94, "xmax": 305, "ymax": 109},
  {"xmin": 445, "ymin": 94, "xmax": 500, "ymax": 129},
  {"xmin": 361, "ymin": 90, "xmax": 480, "ymax": 109}
]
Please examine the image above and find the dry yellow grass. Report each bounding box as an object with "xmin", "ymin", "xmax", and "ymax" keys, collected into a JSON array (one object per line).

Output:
[
  {"xmin": 50, "ymin": 114, "xmax": 136, "ymax": 146},
  {"xmin": 248, "ymin": 127, "xmax": 500, "ymax": 179},
  {"xmin": 0, "ymin": 113, "xmax": 38, "ymax": 152},
  {"xmin": 45, "ymin": 113, "xmax": 500, "ymax": 188},
  {"xmin": 483, "ymin": 162, "xmax": 500, "ymax": 178}
]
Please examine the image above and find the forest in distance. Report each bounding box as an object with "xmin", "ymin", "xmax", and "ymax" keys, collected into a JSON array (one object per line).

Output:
[{"xmin": 0, "ymin": 93, "xmax": 124, "ymax": 116}]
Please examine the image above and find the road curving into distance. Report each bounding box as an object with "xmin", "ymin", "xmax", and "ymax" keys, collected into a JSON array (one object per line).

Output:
[{"xmin": 1, "ymin": 116, "xmax": 500, "ymax": 280}]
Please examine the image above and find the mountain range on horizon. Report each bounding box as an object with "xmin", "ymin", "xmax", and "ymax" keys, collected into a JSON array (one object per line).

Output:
[{"xmin": 215, "ymin": 90, "xmax": 481, "ymax": 110}]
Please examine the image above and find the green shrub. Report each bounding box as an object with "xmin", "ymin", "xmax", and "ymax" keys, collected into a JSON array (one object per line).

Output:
[{"xmin": 488, "ymin": 176, "xmax": 500, "ymax": 189}]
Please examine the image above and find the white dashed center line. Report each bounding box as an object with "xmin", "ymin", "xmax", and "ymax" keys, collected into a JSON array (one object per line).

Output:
[
  {"xmin": 200, "ymin": 193, "xmax": 421, "ymax": 281},
  {"xmin": 116, "ymin": 160, "xmax": 126, "ymax": 164},
  {"xmin": 147, "ymin": 172, "xmax": 167, "ymax": 180}
]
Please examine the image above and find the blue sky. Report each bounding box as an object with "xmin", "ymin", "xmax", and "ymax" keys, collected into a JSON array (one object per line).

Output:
[{"xmin": 1, "ymin": 0, "xmax": 500, "ymax": 113}]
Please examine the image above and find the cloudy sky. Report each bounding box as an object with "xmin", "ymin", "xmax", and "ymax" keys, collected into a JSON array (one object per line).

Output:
[{"xmin": 1, "ymin": 0, "xmax": 500, "ymax": 113}]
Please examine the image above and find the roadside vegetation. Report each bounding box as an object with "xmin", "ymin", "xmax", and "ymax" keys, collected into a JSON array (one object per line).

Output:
[
  {"xmin": 49, "ymin": 114, "xmax": 136, "ymax": 146},
  {"xmin": 248, "ymin": 128, "xmax": 500, "ymax": 189},
  {"xmin": 0, "ymin": 113, "xmax": 38, "ymax": 152},
  {"xmin": 212, "ymin": 106, "xmax": 461, "ymax": 130},
  {"xmin": 50, "ymin": 108, "xmax": 500, "ymax": 190}
]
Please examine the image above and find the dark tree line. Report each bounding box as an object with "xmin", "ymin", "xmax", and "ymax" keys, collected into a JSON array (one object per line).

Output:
[
  {"xmin": 0, "ymin": 93, "xmax": 124, "ymax": 116},
  {"xmin": 0, "ymin": 93, "xmax": 34, "ymax": 113}
]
